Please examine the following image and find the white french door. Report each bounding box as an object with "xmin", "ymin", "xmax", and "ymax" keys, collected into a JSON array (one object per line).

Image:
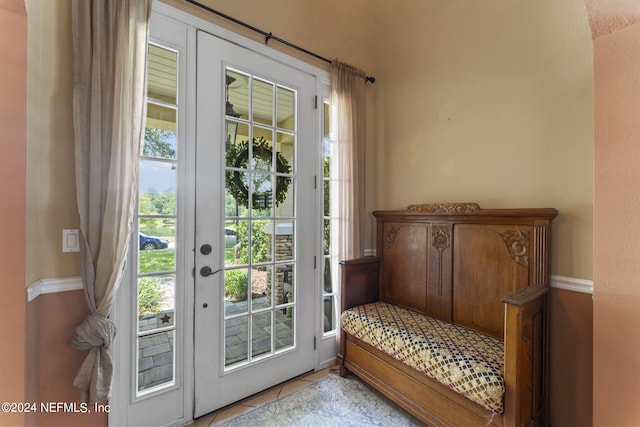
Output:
[{"xmin": 194, "ymin": 31, "xmax": 317, "ymax": 417}]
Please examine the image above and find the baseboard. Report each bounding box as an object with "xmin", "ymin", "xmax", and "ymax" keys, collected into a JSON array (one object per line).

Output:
[
  {"xmin": 317, "ymin": 357, "xmax": 337, "ymax": 371},
  {"xmin": 27, "ymin": 276, "xmax": 83, "ymax": 302},
  {"xmin": 550, "ymin": 275, "xmax": 593, "ymax": 294}
]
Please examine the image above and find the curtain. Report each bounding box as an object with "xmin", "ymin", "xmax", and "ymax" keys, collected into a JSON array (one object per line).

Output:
[
  {"xmin": 330, "ymin": 60, "xmax": 367, "ymax": 262},
  {"xmin": 69, "ymin": 0, "xmax": 152, "ymax": 405}
]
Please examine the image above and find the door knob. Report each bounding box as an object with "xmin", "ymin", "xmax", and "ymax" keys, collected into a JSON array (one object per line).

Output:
[{"xmin": 200, "ymin": 266, "xmax": 220, "ymax": 277}]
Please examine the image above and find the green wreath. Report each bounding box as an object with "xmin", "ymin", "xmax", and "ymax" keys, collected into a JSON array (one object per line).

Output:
[{"xmin": 225, "ymin": 136, "xmax": 292, "ymax": 209}]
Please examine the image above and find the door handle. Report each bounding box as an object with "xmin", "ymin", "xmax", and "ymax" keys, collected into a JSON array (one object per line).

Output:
[{"xmin": 200, "ymin": 266, "xmax": 221, "ymax": 277}]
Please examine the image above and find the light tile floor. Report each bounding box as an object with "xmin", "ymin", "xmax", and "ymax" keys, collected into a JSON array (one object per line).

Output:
[{"xmin": 189, "ymin": 367, "xmax": 333, "ymax": 426}]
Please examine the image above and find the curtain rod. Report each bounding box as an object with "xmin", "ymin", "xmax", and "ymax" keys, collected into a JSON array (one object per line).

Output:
[{"xmin": 184, "ymin": 0, "xmax": 376, "ymax": 84}]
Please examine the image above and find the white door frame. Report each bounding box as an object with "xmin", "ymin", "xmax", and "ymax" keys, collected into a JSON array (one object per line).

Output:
[{"xmin": 111, "ymin": 3, "xmax": 332, "ymax": 426}]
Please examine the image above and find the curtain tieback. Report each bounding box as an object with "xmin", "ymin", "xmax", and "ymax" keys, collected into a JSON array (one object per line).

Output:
[
  {"xmin": 70, "ymin": 313, "xmax": 117, "ymax": 404},
  {"xmin": 70, "ymin": 313, "xmax": 116, "ymax": 351}
]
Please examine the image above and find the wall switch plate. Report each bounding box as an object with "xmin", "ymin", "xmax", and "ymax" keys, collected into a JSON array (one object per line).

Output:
[{"xmin": 62, "ymin": 229, "xmax": 80, "ymax": 253}]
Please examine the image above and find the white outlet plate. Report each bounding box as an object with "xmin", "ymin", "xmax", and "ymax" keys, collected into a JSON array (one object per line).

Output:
[{"xmin": 62, "ymin": 229, "xmax": 80, "ymax": 253}]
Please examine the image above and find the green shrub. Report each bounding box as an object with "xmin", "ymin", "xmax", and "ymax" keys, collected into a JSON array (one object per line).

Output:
[
  {"xmin": 138, "ymin": 277, "xmax": 164, "ymax": 316},
  {"xmin": 235, "ymin": 220, "xmax": 270, "ymax": 265},
  {"xmin": 225, "ymin": 269, "xmax": 249, "ymax": 301}
]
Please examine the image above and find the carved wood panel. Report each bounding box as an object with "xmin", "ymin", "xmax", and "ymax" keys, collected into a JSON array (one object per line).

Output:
[
  {"xmin": 427, "ymin": 224, "xmax": 453, "ymax": 321},
  {"xmin": 453, "ymin": 224, "xmax": 531, "ymax": 338},
  {"xmin": 406, "ymin": 202, "xmax": 480, "ymax": 213},
  {"xmin": 379, "ymin": 222, "xmax": 428, "ymax": 313},
  {"xmin": 498, "ymin": 229, "xmax": 530, "ymax": 267}
]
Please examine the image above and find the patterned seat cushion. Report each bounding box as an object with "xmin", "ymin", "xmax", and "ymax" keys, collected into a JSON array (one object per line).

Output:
[{"xmin": 341, "ymin": 302, "xmax": 505, "ymax": 414}]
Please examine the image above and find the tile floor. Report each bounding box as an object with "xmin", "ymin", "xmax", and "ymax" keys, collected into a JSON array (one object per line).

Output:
[{"xmin": 189, "ymin": 367, "xmax": 333, "ymax": 426}]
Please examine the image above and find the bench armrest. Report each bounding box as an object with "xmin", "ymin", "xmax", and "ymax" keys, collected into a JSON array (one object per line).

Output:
[
  {"xmin": 502, "ymin": 283, "xmax": 548, "ymax": 426},
  {"xmin": 340, "ymin": 257, "xmax": 381, "ymax": 312}
]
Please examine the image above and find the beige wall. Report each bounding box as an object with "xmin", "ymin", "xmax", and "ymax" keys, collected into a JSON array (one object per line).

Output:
[
  {"xmin": 164, "ymin": 0, "xmax": 376, "ymax": 74},
  {"xmin": 593, "ymin": 21, "xmax": 640, "ymax": 426},
  {"xmin": 0, "ymin": 2, "xmax": 27, "ymax": 426},
  {"xmin": 23, "ymin": 2, "xmax": 95, "ymax": 424},
  {"xmin": 371, "ymin": 0, "xmax": 594, "ymax": 280},
  {"xmin": 25, "ymin": 0, "xmax": 79, "ymax": 286}
]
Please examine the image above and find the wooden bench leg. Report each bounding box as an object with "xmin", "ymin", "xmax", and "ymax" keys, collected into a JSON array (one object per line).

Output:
[{"xmin": 339, "ymin": 365, "xmax": 349, "ymax": 377}]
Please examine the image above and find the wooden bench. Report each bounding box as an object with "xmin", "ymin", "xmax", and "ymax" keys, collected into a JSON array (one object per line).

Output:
[{"xmin": 338, "ymin": 203, "xmax": 557, "ymax": 427}]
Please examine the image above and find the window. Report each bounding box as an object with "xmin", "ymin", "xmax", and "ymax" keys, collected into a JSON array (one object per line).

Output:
[
  {"xmin": 322, "ymin": 100, "xmax": 338, "ymax": 334},
  {"xmin": 222, "ymin": 67, "xmax": 299, "ymax": 368},
  {"xmin": 136, "ymin": 43, "xmax": 178, "ymax": 395}
]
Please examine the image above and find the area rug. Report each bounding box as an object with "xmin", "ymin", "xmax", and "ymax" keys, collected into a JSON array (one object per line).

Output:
[{"xmin": 218, "ymin": 373, "xmax": 420, "ymax": 426}]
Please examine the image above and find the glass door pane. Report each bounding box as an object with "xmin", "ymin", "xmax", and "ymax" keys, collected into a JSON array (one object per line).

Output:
[{"xmin": 223, "ymin": 67, "xmax": 297, "ymax": 369}]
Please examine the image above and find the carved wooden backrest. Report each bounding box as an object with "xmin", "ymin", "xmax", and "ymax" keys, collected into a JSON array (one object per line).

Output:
[{"xmin": 375, "ymin": 203, "xmax": 557, "ymax": 339}]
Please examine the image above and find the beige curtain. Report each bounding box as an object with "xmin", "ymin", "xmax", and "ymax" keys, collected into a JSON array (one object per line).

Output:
[
  {"xmin": 330, "ymin": 60, "xmax": 367, "ymax": 261},
  {"xmin": 69, "ymin": 0, "xmax": 152, "ymax": 405}
]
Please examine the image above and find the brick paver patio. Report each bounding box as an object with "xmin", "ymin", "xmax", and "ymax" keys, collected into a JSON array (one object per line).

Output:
[{"xmin": 137, "ymin": 297, "xmax": 294, "ymax": 390}]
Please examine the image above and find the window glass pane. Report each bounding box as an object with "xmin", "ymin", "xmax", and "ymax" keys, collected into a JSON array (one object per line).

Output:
[
  {"xmin": 277, "ymin": 263, "xmax": 294, "ymax": 304},
  {"xmin": 323, "ymin": 142, "xmax": 330, "ymax": 177},
  {"xmin": 226, "ymin": 122, "xmax": 250, "ymax": 168},
  {"xmin": 225, "ymin": 120, "xmax": 248, "ymax": 157},
  {"xmin": 253, "ymin": 78, "xmax": 274, "ymax": 126},
  {"xmin": 275, "ymin": 307, "xmax": 294, "ymax": 351},
  {"xmin": 275, "ymin": 180, "xmax": 294, "ymax": 218},
  {"xmin": 146, "ymin": 105, "xmax": 176, "ymax": 141},
  {"xmin": 139, "ymin": 161, "xmax": 176, "ymax": 215},
  {"xmin": 228, "ymin": 220, "xmax": 249, "ymax": 267},
  {"xmin": 252, "ymin": 220, "xmax": 272, "ymax": 264},
  {"xmin": 274, "ymin": 221, "xmax": 294, "ymax": 262},
  {"xmin": 138, "ymin": 225, "xmax": 175, "ymax": 273},
  {"xmin": 277, "ymin": 86, "xmax": 295, "ymax": 131},
  {"xmin": 252, "ymin": 173, "xmax": 272, "ymax": 215},
  {"xmin": 138, "ymin": 330, "xmax": 174, "ymax": 392},
  {"xmin": 323, "ymin": 296, "xmax": 336, "ymax": 333},
  {"xmin": 323, "ymin": 102, "xmax": 330, "ymax": 138},
  {"xmin": 252, "ymin": 311, "xmax": 272, "ymax": 358},
  {"xmin": 224, "ymin": 268, "xmax": 249, "ymax": 316},
  {"xmin": 323, "ymin": 257, "xmax": 333, "ymax": 293},
  {"xmin": 226, "ymin": 171, "xmax": 249, "ymax": 218},
  {"xmin": 147, "ymin": 45, "xmax": 177, "ymax": 104},
  {"xmin": 138, "ymin": 275, "xmax": 175, "ymax": 333},
  {"xmin": 224, "ymin": 221, "xmax": 240, "ymax": 266},
  {"xmin": 251, "ymin": 127, "xmax": 274, "ymax": 172},
  {"xmin": 324, "ymin": 179, "xmax": 330, "ymax": 217},
  {"xmin": 226, "ymin": 69, "xmax": 249, "ymax": 121},
  {"xmin": 323, "ymin": 219, "xmax": 330, "ymax": 256},
  {"xmin": 276, "ymin": 132, "xmax": 295, "ymax": 172},
  {"xmin": 252, "ymin": 265, "xmax": 272, "ymax": 309},
  {"xmin": 145, "ymin": 113, "xmax": 177, "ymax": 154},
  {"xmin": 225, "ymin": 315, "xmax": 248, "ymax": 366}
]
